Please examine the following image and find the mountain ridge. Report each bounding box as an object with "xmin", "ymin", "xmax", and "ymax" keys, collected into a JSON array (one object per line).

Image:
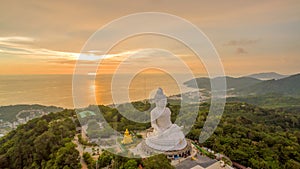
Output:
[
  {"xmin": 184, "ymin": 73, "xmax": 300, "ymax": 97},
  {"xmin": 239, "ymin": 73, "xmax": 300, "ymax": 97},
  {"xmin": 245, "ymin": 72, "xmax": 288, "ymax": 80}
]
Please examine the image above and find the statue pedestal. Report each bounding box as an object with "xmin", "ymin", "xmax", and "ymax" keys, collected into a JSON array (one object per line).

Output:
[
  {"xmin": 140, "ymin": 139, "xmax": 192, "ymax": 160},
  {"xmin": 145, "ymin": 124, "xmax": 187, "ymax": 151}
]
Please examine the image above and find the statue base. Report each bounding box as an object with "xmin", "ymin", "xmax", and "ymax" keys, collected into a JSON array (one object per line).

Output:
[{"xmin": 139, "ymin": 139, "xmax": 192, "ymax": 160}]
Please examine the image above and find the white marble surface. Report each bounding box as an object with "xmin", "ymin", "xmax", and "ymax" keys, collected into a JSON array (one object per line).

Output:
[{"xmin": 145, "ymin": 88, "xmax": 187, "ymax": 151}]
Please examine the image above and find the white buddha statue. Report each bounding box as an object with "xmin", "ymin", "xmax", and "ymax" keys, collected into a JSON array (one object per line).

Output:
[{"xmin": 145, "ymin": 88, "xmax": 187, "ymax": 151}]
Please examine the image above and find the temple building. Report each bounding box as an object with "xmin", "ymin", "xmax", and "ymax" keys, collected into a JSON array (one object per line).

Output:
[
  {"xmin": 175, "ymin": 158, "xmax": 234, "ymax": 169},
  {"xmin": 122, "ymin": 128, "xmax": 133, "ymax": 144}
]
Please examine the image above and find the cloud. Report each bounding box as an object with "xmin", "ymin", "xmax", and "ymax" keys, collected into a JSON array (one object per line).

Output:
[
  {"xmin": 0, "ymin": 36, "xmax": 34, "ymax": 42},
  {"xmin": 0, "ymin": 36, "xmax": 141, "ymax": 65},
  {"xmin": 236, "ymin": 47, "xmax": 248, "ymax": 54},
  {"xmin": 224, "ymin": 39, "xmax": 260, "ymax": 46},
  {"xmin": 0, "ymin": 37, "xmax": 79, "ymax": 60},
  {"xmin": 0, "ymin": 36, "xmax": 35, "ymax": 49}
]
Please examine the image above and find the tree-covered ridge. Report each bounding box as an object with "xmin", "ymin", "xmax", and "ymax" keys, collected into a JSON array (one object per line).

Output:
[
  {"xmin": 184, "ymin": 73, "xmax": 300, "ymax": 97},
  {"xmin": 227, "ymin": 93, "xmax": 300, "ymax": 109},
  {"xmin": 187, "ymin": 102, "xmax": 300, "ymax": 169},
  {"xmin": 0, "ymin": 109, "xmax": 81, "ymax": 169},
  {"xmin": 0, "ymin": 104, "xmax": 63, "ymax": 122},
  {"xmin": 238, "ymin": 73, "xmax": 300, "ymax": 97},
  {"xmin": 83, "ymin": 150, "xmax": 174, "ymax": 169},
  {"xmin": 80, "ymin": 101, "xmax": 300, "ymax": 168},
  {"xmin": 183, "ymin": 76, "xmax": 262, "ymax": 90},
  {"xmin": 0, "ymin": 101, "xmax": 299, "ymax": 169}
]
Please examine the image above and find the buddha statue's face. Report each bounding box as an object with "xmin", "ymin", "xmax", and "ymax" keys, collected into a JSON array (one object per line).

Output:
[{"xmin": 156, "ymin": 98, "xmax": 167, "ymax": 109}]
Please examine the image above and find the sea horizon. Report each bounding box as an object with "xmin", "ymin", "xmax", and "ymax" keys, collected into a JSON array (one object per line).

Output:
[{"xmin": 0, "ymin": 73, "xmax": 199, "ymax": 108}]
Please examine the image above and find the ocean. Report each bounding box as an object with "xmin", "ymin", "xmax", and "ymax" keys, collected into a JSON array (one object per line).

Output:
[{"xmin": 0, "ymin": 74, "xmax": 196, "ymax": 108}]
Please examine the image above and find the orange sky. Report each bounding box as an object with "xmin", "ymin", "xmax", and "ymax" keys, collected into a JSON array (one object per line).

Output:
[{"xmin": 0, "ymin": 0, "xmax": 299, "ymax": 76}]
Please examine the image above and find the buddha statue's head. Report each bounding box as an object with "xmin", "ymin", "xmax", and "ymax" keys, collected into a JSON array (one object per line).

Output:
[{"xmin": 154, "ymin": 88, "xmax": 167, "ymax": 109}]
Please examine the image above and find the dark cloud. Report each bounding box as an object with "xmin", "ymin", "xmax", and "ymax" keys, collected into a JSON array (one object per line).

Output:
[
  {"xmin": 236, "ymin": 47, "xmax": 248, "ymax": 54},
  {"xmin": 224, "ymin": 39, "xmax": 260, "ymax": 46}
]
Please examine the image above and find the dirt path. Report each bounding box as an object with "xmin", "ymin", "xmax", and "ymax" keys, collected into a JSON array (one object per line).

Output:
[{"xmin": 73, "ymin": 134, "xmax": 88, "ymax": 169}]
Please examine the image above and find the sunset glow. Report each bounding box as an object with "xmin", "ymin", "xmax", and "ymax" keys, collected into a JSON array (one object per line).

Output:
[{"xmin": 0, "ymin": 0, "xmax": 299, "ymax": 76}]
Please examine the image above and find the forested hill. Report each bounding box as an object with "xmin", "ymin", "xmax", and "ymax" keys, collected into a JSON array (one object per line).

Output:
[
  {"xmin": 0, "ymin": 101, "xmax": 300, "ymax": 169},
  {"xmin": 238, "ymin": 73, "xmax": 300, "ymax": 97},
  {"xmin": 227, "ymin": 93, "xmax": 300, "ymax": 109},
  {"xmin": 187, "ymin": 102, "xmax": 300, "ymax": 168},
  {"xmin": 183, "ymin": 76, "xmax": 261, "ymax": 90},
  {"xmin": 0, "ymin": 109, "xmax": 81, "ymax": 169},
  {"xmin": 0, "ymin": 104, "xmax": 63, "ymax": 122},
  {"xmin": 184, "ymin": 73, "xmax": 300, "ymax": 97}
]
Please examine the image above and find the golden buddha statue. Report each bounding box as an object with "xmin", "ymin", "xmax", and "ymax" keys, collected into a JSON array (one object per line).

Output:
[{"xmin": 122, "ymin": 128, "xmax": 133, "ymax": 144}]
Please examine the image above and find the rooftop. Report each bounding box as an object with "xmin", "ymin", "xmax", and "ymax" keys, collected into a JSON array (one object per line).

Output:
[
  {"xmin": 78, "ymin": 110, "xmax": 96, "ymax": 118},
  {"xmin": 175, "ymin": 154, "xmax": 233, "ymax": 169}
]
